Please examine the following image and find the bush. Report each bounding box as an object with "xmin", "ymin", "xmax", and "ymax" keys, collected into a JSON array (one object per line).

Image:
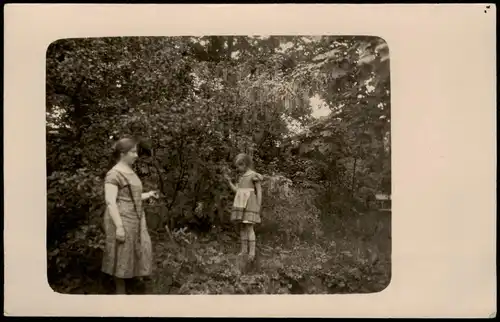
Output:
[
  {"xmin": 47, "ymin": 169, "xmax": 104, "ymax": 244},
  {"xmin": 259, "ymin": 174, "xmax": 323, "ymax": 244},
  {"xmin": 47, "ymin": 223, "xmax": 105, "ymax": 293},
  {"xmin": 47, "ymin": 168, "xmax": 107, "ymax": 291}
]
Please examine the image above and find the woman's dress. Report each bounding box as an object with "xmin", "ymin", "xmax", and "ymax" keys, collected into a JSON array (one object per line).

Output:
[{"xmin": 101, "ymin": 167, "xmax": 152, "ymax": 279}]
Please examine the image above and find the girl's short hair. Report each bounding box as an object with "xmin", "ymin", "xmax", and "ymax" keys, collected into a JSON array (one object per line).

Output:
[{"xmin": 234, "ymin": 153, "xmax": 253, "ymax": 168}]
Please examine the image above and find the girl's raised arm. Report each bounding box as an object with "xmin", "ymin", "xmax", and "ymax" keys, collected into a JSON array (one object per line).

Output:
[{"xmin": 224, "ymin": 174, "xmax": 238, "ymax": 192}]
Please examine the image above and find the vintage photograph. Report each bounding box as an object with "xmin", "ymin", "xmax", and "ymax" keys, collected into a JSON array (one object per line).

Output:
[{"xmin": 46, "ymin": 36, "xmax": 391, "ymax": 295}]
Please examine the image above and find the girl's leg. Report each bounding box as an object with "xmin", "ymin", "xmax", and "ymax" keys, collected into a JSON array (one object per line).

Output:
[
  {"xmin": 142, "ymin": 276, "xmax": 153, "ymax": 294},
  {"xmin": 238, "ymin": 225, "xmax": 248, "ymax": 256},
  {"xmin": 132, "ymin": 277, "xmax": 152, "ymax": 294},
  {"xmin": 114, "ymin": 277, "xmax": 126, "ymax": 294},
  {"xmin": 247, "ymin": 224, "xmax": 256, "ymax": 260}
]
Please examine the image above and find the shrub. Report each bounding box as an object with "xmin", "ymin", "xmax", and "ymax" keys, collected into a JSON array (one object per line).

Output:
[
  {"xmin": 47, "ymin": 168, "xmax": 107, "ymax": 291},
  {"xmin": 47, "ymin": 169, "xmax": 104, "ymax": 244},
  {"xmin": 259, "ymin": 174, "xmax": 323, "ymax": 244},
  {"xmin": 47, "ymin": 223, "xmax": 105, "ymax": 292}
]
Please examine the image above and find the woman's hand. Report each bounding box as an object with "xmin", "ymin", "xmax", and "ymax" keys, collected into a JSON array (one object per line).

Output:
[
  {"xmin": 149, "ymin": 190, "xmax": 160, "ymax": 199},
  {"xmin": 142, "ymin": 190, "xmax": 160, "ymax": 200},
  {"xmin": 223, "ymin": 173, "xmax": 231, "ymax": 182},
  {"xmin": 116, "ymin": 226, "xmax": 126, "ymax": 243}
]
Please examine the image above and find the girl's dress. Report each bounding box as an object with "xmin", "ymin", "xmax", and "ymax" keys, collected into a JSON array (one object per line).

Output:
[
  {"xmin": 101, "ymin": 167, "xmax": 153, "ymax": 279},
  {"xmin": 231, "ymin": 170, "xmax": 263, "ymax": 224}
]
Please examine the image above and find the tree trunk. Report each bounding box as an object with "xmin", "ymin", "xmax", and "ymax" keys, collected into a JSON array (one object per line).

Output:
[
  {"xmin": 351, "ymin": 157, "xmax": 357, "ymax": 196},
  {"xmin": 226, "ymin": 36, "xmax": 234, "ymax": 60}
]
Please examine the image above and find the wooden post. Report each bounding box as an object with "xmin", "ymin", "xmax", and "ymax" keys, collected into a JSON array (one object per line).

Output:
[{"xmin": 375, "ymin": 193, "xmax": 391, "ymax": 212}]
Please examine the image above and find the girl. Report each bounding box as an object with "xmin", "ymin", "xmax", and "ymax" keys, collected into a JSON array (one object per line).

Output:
[
  {"xmin": 102, "ymin": 137, "xmax": 159, "ymax": 294},
  {"xmin": 224, "ymin": 153, "xmax": 263, "ymax": 261}
]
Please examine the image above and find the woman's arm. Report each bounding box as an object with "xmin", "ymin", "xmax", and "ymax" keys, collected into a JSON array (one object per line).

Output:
[
  {"xmin": 255, "ymin": 181, "xmax": 262, "ymax": 208},
  {"xmin": 142, "ymin": 190, "xmax": 160, "ymax": 200},
  {"xmin": 105, "ymin": 183, "xmax": 123, "ymax": 229},
  {"xmin": 141, "ymin": 191, "xmax": 152, "ymax": 200}
]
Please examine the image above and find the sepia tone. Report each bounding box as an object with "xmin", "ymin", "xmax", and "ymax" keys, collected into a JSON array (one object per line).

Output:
[
  {"xmin": 4, "ymin": 4, "xmax": 495, "ymax": 317},
  {"xmin": 46, "ymin": 36, "xmax": 391, "ymax": 295}
]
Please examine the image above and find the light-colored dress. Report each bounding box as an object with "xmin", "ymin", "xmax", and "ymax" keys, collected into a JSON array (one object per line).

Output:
[
  {"xmin": 231, "ymin": 170, "xmax": 263, "ymax": 224},
  {"xmin": 101, "ymin": 167, "xmax": 153, "ymax": 279}
]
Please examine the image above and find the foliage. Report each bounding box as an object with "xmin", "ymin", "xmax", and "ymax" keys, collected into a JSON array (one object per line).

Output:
[
  {"xmin": 47, "ymin": 169, "xmax": 104, "ymax": 246},
  {"xmin": 47, "ymin": 222, "xmax": 105, "ymax": 293},
  {"xmin": 259, "ymin": 175, "xmax": 323, "ymax": 244},
  {"xmin": 143, "ymin": 215, "xmax": 390, "ymax": 295},
  {"xmin": 46, "ymin": 36, "xmax": 391, "ymax": 293}
]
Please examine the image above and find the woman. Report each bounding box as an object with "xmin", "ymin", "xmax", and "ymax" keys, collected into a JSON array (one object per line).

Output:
[{"xmin": 102, "ymin": 137, "xmax": 159, "ymax": 294}]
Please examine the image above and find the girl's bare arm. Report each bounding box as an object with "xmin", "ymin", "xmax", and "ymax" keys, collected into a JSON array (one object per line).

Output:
[
  {"xmin": 105, "ymin": 183, "xmax": 123, "ymax": 229},
  {"xmin": 224, "ymin": 174, "xmax": 238, "ymax": 192},
  {"xmin": 228, "ymin": 180, "xmax": 238, "ymax": 192}
]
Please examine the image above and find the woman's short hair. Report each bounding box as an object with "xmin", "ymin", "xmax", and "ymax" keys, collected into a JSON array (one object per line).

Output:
[
  {"xmin": 111, "ymin": 137, "xmax": 137, "ymax": 161},
  {"xmin": 234, "ymin": 153, "xmax": 253, "ymax": 168}
]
